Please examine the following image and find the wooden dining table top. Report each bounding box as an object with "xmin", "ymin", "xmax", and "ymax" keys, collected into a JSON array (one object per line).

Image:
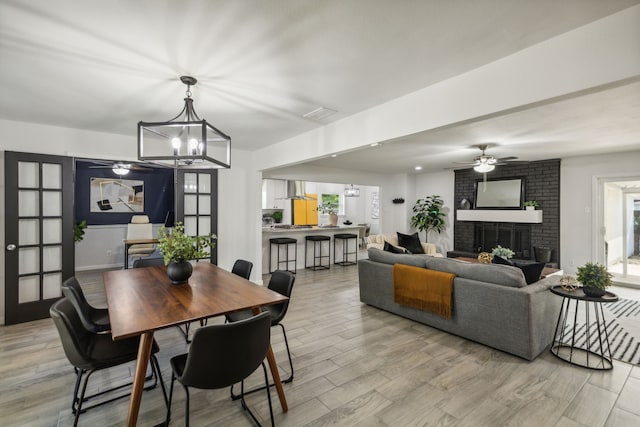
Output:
[{"xmin": 103, "ymin": 262, "xmax": 288, "ymax": 340}]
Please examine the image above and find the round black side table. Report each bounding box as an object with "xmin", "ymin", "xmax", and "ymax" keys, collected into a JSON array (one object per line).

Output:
[{"xmin": 550, "ymin": 285, "xmax": 618, "ymax": 370}]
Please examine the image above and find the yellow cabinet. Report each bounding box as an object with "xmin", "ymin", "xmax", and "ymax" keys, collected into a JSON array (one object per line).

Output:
[{"xmin": 293, "ymin": 194, "xmax": 318, "ymax": 225}]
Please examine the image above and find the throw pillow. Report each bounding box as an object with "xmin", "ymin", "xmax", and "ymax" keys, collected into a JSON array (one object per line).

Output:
[
  {"xmin": 492, "ymin": 255, "xmax": 514, "ymax": 266},
  {"xmin": 397, "ymin": 232, "xmax": 425, "ymax": 254},
  {"xmin": 513, "ymin": 261, "xmax": 546, "ymax": 285},
  {"xmin": 493, "ymin": 256, "xmax": 544, "ymax": 284},
  {"xmin": 383, "ymin": 241, "xmax": 408, "ymax": 254}
]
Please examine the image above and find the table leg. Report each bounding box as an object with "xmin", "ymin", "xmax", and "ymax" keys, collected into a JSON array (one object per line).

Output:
[
  {"xmin": 126, "ymin": 331, "xmax": 154, "ymax": 427},
  {"xmin": 253, "ymin": 307, "xmax": 288, "ymax": 412}
]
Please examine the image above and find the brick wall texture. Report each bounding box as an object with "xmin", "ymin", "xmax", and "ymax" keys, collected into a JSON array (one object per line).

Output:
[{"xmin": 453, "ymin": 159, "xmax": 561, "ymax": 264}]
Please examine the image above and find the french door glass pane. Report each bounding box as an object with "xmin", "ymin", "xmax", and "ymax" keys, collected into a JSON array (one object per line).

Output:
[
  {"xmin": 18, "ymin": 276, "xmax": 39, "ymax": 303},
  {"xmin": 18, "ymin": 161, "xmax": 39, "ymax": 188},
  {"xmin": 19, "ymin": 247, "xmax": 39, "ymax": 274},
  {"xmin": 198, "ymin": 174, "xmax": 211, "ymax": 192},
  {"xmin": 43, "ymin": 246, "xmax": 62, "ymax": 271},
  {"xmin": 184, "ymin": 173, "xmax": 197, "ymax": 193},
  {"xmin": 184, "ymin": 195, "xmax": 197, "ymax": 215},
  {"xmin": 43, "ymin": 273, "xmax": 63, "ymax": 299},
  {"xmin": 42, "ymin": 163, "xmax": 62, "ymax": 189},
  {"xmin": 43, "ymin": 219, "xmax": 62, "ymax": 244},
  {"xmin": 19, "ymin": 219, "xmax": 39, "ymax": 245},
  {"xmin": 198, "ymin": 216, "xmax": 211, "ymax": 235},
  {"xmin": 198, "ymin": 195, "xmax": 211, "ymax": 214},
  {"xmin": 19, "ymin": 190, "xmax": 39, "ymax": 216},
  {"xmin": 42, "ymin": 191, "xmax": 62, "ymax": 216},
  {"xmin": 184, "ymin": 217, "xmax": 197, "ymax": 235}
]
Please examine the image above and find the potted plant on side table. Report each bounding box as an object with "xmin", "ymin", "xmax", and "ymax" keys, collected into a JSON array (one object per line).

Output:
[
  {"xmin": 576, "ymin": 262, "xmax": 613, "ymax": 297},
  {"xmin": 157, "ymin": 222, "xmax": 217, "ymax": 284}
]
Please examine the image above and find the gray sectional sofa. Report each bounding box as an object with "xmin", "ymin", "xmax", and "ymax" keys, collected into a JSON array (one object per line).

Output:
[{"xmin": 358, "ymin": 248, "xmax": 563, "ymax": 360}]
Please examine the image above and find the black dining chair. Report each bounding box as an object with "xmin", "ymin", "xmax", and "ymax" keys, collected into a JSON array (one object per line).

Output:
[
  {"xmin": 231, "ymin": 259, "xmax": 253, "ymax": 280},
  {"xmin": 132, "ymin": 257, "xmax": 165, "ymax": 268},
  {"xmin": 61, "ymin": 277, "xmax": 110, "ymax": 333},
  {"xmin": 50, "ymin": 298, "xmax": 167, "ymax": 427},
  {"xmin": 227, "ymin": 270, "xmax": 296, "ymax": 399},
  {"xmin": 165, "ymin": 311, "xmax": 274, "ymax": 427}
]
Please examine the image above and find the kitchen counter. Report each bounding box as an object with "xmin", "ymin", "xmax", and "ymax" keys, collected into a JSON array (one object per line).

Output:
[{"xmin": 262, "ymin": 225, "xmax": 363, "ymax": 273}]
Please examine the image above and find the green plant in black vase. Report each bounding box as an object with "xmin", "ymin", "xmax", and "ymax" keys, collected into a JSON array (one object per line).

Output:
[
  {"xmin": 272, "ymin": 211, "xmax": 283, "ymax": 223},
  {"xmin": 157, "ymin": 222, "xmax": 217, "ymax": 284},
  {"xmin": 410, "ymin": 195, "xmax": 446, "ymax": 241},
  {"xmin": 576, "ymin": 262, "xmax": 612, "ymax": 297}
]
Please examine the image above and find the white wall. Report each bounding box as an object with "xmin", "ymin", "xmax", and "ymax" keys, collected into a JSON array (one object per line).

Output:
[
  {"xmin": 413, "ymin": 171, "xmax": 456, "ymax": 255},
  {"xmin": 604, "ymin": 184, "xmax": 623, "ymax": 265},
  {"xmin": 561, "ymin": 150, "xmax": 640, "ymax": 274}
]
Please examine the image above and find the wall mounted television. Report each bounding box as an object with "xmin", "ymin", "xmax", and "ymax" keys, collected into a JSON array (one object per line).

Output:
[{"xmin": 473, "ymin": 177, "xmax": 524, "ymax": 209}]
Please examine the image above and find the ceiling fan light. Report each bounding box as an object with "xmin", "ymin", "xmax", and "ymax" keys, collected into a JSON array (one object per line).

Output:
[
  {"xmin": 473, "ymin": 163, "xmax": 495, "ymax": 173},
  {"xmin": 112, "ymin": 166, "xmax": 130, "ymax": 176}
]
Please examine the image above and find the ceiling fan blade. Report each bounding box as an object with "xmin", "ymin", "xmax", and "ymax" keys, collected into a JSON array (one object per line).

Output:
[{"xmin": 497, "ymin": 156, "xmax": 518, "ymax": 161}]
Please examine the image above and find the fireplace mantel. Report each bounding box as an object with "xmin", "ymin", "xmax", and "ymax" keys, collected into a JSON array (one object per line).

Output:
[{"xmin": 456, "ymin": 209, "xmax": 543, "ymax": 223}]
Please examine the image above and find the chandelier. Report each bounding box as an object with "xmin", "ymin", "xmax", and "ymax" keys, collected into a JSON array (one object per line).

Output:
[
  {"xmin": 138, "ymin": 76, "xmax": 231, "ymax": 169},
  {"xmin": 344, "ymin": 184, "xmax": 360, "ymax": 197}
]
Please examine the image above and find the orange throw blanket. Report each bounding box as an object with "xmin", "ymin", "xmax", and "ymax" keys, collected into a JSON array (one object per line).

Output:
[{"xmin": 393, "ymin": 264, "xmax": 455, "ymax": 319}]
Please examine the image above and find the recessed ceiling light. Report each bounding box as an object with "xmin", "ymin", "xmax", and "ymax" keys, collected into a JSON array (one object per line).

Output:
[
  {"xmin": 370, "ymin": 142, "xmax": 379, "ymax": 147},
  {"xmin": 330, "ymin": 154, "xmax": 337, "ymax": 158},
  {"xmin": 414, "ymin": 166, "xmax": 422, "ymax": 171}
]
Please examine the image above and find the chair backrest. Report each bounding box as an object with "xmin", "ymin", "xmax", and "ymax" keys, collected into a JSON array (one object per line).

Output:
[
  {"xmin": 179, "ymin": 312, "xmax": 271, "ymax": 389},
  {"xmin": 231, "ymin": 259, "xmax": 253, "ymax": 280},
  {"xmin": 266, "ymin": 270, "xmax": 295, "ymax": 324},
  {"xmin": 132, "ymin": 257, "xmax": 165, "ymax": 268},
  {"xmin": 127, "ymin": 217, "xmax": 154, "ymax": 251},
  {"xmin": 50, "ymin": 298, "xmax": 95, "ymax": 369},
  {"xmin": 61, "ymin": 277, "xmax": 98, "ymax": 333}
]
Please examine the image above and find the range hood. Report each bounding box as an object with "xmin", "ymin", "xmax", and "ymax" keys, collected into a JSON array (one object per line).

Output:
[{"xmin": 285, "ymin": 180, "xmax": 308, "ymax": 199}]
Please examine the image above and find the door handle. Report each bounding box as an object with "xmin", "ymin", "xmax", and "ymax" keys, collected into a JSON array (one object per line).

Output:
[{"xmin": 6, "ymin": 244, "xmax": 16, "ymax": 251}]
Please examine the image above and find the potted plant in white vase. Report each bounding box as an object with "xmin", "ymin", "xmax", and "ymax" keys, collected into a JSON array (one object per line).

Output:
[
  {"xmin": 524, "ymin": 200, "xmax": 539, "ymax": 211},
  {"xmin": 576, "ymin": 262, "xmax": 612, "ymax": 297},
  {"xmin": 491, "ymin": 245, "xmax": 515, "ymax": 259},
  {"xmin": 318, "ymin": 201, "xmax": 339, "ymax": 226},
  {"xmin": 157, "ymin": 222, "xmax": 217, "ymax": 284}
]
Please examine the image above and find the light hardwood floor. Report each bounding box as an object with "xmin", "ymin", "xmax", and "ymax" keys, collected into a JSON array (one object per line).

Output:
[{"xmin": 2, "ymin": 259, "xmax": 640, "ymax": 427}]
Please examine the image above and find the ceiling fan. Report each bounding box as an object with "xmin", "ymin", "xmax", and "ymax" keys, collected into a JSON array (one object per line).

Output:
[
  {"xmin": 454, "ymin": 144, "xmax": 519, "ymax": 173},
  {"xmin": 87, "ymin": 160, "xmax": 153, "ymax": 176}
]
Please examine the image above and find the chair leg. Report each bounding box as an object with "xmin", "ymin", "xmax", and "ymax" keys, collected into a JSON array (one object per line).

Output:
[
  {"xmin": 165, "ymin": 373, "xmax": 176, "ymax": 426},
  {"xmin": 239, "ymin": 364, "xmax": 273, "ymax": 427},
  {"xmin": 150, "ymin": 355, "xmax": 168, "ymax": 409},
  {"xmin": 278, "ymin": 323, "xmax": 294, "ymax": 383},
  {"xmin": 71, "ymin": 368, "xmax": 85, "ymax": 414},
  {"xmin": 230, "ymin": 322, "xmax": 294, "ymax": 400},
  {"xmin": 74, "ymin": 368, "xmax": 95, "ymax": 427},
  {"xmin": 183, "ymin": 384, "xmax": 190, "ymax": 427}
]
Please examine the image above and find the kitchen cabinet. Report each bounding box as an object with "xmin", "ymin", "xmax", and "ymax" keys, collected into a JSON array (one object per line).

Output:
[
  {"xmin": 293, "ymin": 194, "xmax": 318, "ymax": 225},
  {"xmin": 262, "ymin": 179, "xmax": 286, "ymax": 209}
]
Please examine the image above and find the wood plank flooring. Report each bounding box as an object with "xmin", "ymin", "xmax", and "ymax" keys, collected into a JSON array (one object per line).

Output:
[{"xmin": 1, "ymin": 259, "xmax": 640, "ymax": 426}]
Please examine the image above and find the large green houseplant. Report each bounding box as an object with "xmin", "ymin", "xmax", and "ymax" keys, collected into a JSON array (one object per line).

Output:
[
  {"xmin": 576, "ymin": 262, "xmax": 612, "ymax": 297},
  {"xmin": 410, "ymin": 195, "xmax": 446, "ymax": 241},
  {"xmin": 157, "ymin": 222, "xmax": 217, "ymax": 284}
]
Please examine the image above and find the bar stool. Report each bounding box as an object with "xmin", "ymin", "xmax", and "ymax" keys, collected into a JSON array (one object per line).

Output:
[
  {"xmin": 269, "ymin": 237, "xmax": 297, "ymax": 273},
  {"xmin": 333, "ymin": 233, "xmax": 358, "ymax": 266},
  {"xmin": 305, "ymin": 235, "xmax": 330, "ymax": 270}
]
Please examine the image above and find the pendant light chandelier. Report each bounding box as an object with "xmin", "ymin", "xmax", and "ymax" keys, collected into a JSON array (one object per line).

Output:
[
  {"xmin": 138, "ymin": 76, "xmax": 231, "ymax": 169},
  {"xmin": 344, "ymin": 184, "xmax": 360, "ymax": 197}
]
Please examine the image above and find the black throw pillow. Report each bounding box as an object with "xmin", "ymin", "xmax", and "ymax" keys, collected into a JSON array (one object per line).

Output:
[
  {"xmin": 397, "ymin": 232, "xmax": 425, "ymax": 254},
  {"xmin": 383, "ymin": 241, "xmax": 407, "ymax": 254},
  {"xmin": 513, "ymin": 261, "xmax": 546, "ymax": 285},
  {"xmin": 493, "ymin": 256, "xmax": 545, "ymax": 284},
  {"xmin": 492, "ymin": 255, "xmax": 514, "ymax": 266}
]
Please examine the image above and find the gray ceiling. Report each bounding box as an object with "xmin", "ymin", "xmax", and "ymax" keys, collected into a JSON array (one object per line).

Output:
[{"xmin": 1, "ymin": 0, "xmax": 639, "ymax": 174}]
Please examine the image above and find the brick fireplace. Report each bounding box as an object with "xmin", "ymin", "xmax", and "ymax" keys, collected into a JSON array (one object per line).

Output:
[{"xmin": 452, "ymin": 159, "xmax": 561, "ymax": 266}]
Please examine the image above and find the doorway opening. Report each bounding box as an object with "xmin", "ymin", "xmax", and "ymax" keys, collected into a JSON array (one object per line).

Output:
[{"xmin": 601, "ymin": 178, "xmax": 640, "ymax": 287}]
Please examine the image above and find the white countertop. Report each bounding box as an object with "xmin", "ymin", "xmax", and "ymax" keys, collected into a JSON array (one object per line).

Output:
[{"xmin": 262, "ymin": 225, "xmax": 362, "ymax": 233}]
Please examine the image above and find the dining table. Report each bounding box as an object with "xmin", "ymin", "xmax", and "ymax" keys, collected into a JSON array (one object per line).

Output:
[{"xmin": 103, "ymin": 262, "xmax": 290, "ymax": 427}]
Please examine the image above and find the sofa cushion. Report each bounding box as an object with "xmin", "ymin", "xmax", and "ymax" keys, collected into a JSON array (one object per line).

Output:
[
  {"xmin": 367, "ymin": 248, "xmax": 427, "ymax": 268},
  {"xmin": 493, "ymin": 256, "xmax": 545, "ymax": 285},
  {"xmin": 383, "ymin": 241, "xmax": 408, "ymax": 254},
  {"xmin": 397, "ymin": 232, "xmax": 425, "ymax": 254},
  {"xmin": 424, "ymin": 256, "xmax": 527, "ymax": 288}
]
